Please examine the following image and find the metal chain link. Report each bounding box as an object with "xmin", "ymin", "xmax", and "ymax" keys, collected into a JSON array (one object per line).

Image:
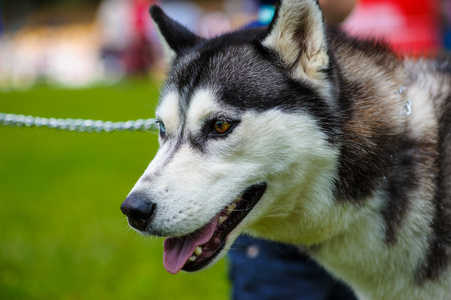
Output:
[{"xmin": 0, "ymin": 112, "xmax": 158, "ymax": 133}]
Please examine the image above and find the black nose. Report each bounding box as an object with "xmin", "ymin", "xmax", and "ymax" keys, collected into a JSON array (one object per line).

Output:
[{"xmin": 121, "ymin": 193, "xmax": 156, "ymax": 231}]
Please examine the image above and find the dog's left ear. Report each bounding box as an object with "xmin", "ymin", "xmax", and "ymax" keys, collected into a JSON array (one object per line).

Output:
[
  {"xmin": 261, "ymin": 0, "xmax": 329, "ymax": 82},
  {"xmin": 150, "ymin": 6, "xmax": 205, "ymax": 63}
]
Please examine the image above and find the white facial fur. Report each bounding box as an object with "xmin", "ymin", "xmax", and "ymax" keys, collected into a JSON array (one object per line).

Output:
[
  {"xmin": 156, "ymin": 91, "xmax": 180, "ymax": 133},
  {"xmin": 128, "ymin": 87, "xmax": 341, "ymax": 249}
]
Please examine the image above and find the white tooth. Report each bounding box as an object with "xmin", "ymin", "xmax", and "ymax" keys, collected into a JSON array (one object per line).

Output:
[
  {"xmin": 226, "ymin": 202, "xmax": 237, "ymax": 214},
  {"xmin": 189, "ymin": 255, "xmax": 196, "ymax": 262},
  {"xmin": 219, "ymin": 216, "xmax": 227, "ymax": 224},
  {"xmin": 233, "ymin": 196, "xmax": 241, "ymax": 203},
  {"xmin": 194, "ymin": 246, "xmax": 202, "ymax": 256}
]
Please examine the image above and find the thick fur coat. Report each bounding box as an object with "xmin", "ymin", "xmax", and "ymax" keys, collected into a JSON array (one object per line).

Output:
[{"xmin": 121, "ymin": 0, "xmax": 451, "ymax": 298}]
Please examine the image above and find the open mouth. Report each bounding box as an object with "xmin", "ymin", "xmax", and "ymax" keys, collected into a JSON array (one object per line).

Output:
[{"xmin": 162, "ymin": 183, "xmax": 267, "ymax": 274}]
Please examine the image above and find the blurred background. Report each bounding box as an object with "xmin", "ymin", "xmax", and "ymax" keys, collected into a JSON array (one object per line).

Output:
[{"xmin": 0, "ymin": 0, "xmax": 450, "ymax": 299}]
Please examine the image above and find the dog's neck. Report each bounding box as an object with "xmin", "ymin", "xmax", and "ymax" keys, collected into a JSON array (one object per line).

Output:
[{"xmin": 307, "ymin": 68, "xmax": 448, "ymax": 299}]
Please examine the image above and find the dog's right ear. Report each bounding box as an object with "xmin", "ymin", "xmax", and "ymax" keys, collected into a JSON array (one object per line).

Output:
[
  {"xmin": 150, "ymin": 6, "xmax": 204, "ymax": 63},
  {"xmin": 261, "ymin": 0, "xmax": 329, "ymax": 83}
]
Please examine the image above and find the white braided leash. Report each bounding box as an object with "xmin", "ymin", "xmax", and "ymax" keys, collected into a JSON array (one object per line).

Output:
[{"xmin": 0, "ymin": 112, "xmax": 158, "ymax": 133}]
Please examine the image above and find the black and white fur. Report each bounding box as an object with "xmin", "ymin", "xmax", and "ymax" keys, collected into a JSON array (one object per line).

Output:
[{"xmin": 121, "ymin": 0, "xmax": 451, "ymax": 298}]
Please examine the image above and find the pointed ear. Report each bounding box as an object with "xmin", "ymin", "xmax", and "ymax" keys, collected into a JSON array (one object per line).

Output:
[
  {"xmin": 150, "ymin": 6, "xmax": 204, "ymax": 63},
  {"xmin": 261, "ymin": 0, "xmax": 329, "ymax": 82}
]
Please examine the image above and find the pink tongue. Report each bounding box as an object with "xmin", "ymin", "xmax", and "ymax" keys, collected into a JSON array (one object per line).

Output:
[{"xmin": 163, "ymin": 215, "xmax": 219, "ymax": 274}]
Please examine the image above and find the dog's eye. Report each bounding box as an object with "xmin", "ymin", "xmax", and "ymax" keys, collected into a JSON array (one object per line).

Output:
[
  {"xmin": 212, "ymin": 120, "xmax": 232, "ymax": 134},
  {"xmin": 157, "ymin": 121, "xmax": 166, "ymax": 138}
]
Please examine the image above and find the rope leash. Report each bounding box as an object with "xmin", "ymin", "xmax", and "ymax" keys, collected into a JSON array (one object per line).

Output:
[{"xmin": 0, "ymin": 112, "xmax": 158, "ymax": 133}]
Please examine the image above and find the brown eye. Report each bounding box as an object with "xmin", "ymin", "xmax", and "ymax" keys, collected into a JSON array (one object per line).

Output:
[{"xmin": 213, "ymin": 120, "xmax": 232, "ymax": 134}]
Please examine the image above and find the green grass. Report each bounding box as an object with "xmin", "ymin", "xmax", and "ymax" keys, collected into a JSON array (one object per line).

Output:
[{"xmin": 0, "ymin": 80, "xmax": 230, "ymax": 300}]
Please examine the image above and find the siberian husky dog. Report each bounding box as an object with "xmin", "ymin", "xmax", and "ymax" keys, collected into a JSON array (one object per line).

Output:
[{"xmin": 120, "ymin": 0, "xmax": 451, "ymax": 298}]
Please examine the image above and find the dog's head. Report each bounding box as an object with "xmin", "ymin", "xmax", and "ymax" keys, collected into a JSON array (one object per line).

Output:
[{"xmin": 121, "ymin": 0, "xmax": 341, "ymax": 274}]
